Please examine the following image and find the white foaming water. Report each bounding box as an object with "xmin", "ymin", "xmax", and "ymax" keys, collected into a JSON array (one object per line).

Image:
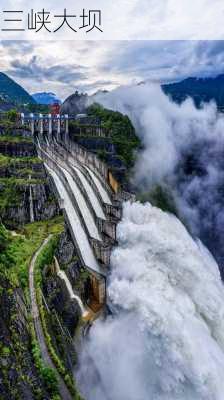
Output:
[{"xmin": 77, "ymin": 201, "xmax": 224, "ymax": 400}]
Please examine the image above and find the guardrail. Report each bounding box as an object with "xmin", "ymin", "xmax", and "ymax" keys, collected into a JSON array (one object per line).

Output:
[
  {"xmin": 64, "ymin": 137, "xmax": 136, "ymax": 203},
  {"xmin": 63, "ymin": 137, "xmax": 111, "ymax": 189}
]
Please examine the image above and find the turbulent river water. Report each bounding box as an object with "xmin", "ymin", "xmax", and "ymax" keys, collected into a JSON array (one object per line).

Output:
[
  {"xmin": 77, "ymin": 201, "xmax": 224, "ymax": 400},
  {"xmin": 75, "ymin": 83, "xmax": 224, "ymax": 399},
  {"xmin": 93, "ymin": 83, "xmax": 224, "ymax": 275}
]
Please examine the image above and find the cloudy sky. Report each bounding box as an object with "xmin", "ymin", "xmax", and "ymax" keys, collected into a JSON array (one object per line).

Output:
[{"xmin": 0, "ymin": 40, "xmax": 224, "ymax": 100}]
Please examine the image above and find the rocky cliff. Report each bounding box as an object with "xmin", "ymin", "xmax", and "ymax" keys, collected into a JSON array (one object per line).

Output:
[
  {"xmin": 0, "ymin": 134, "xmax": 59, "ymax": 228},
  {"xmin": 0, "ymin": 126, "xmax": 81, "ymax": 399},
  {"xmin": 43, "ymin": 228, "xmax": 90, "ymax": 338},
  {"xmin": 61, "ymin": 92, "xmax": 88, "ymax": 115},
  {"xmin": 0, "ymin": 277, "xmax": 52, "ymax": 400}
]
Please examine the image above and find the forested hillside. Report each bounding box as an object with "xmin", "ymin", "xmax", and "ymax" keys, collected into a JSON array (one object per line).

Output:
[{"xmin": 0, "ymin": 73, "xmax": 35, "ymax": 105}]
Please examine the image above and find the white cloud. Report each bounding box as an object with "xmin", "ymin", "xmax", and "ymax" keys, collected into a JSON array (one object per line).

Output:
[{"xmin": 1, "ymin": 40, "xmax": 224, "ymax": 99}]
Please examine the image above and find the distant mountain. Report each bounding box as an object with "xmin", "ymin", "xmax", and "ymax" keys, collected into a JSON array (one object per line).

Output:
[
  {"xmin": 0, "ymin": 72, "xmax": 35, "ymax": 105},
  {"xmin": 61, "ymin": 75, "xmax": 224, "ymax": 115},
  {"xmin": 162, "ymin": 75, "xmax": 224, "ymax": 108},
  {"xmin": 32, "ymin": 92, "xmax": 61, "ymax": 105}
]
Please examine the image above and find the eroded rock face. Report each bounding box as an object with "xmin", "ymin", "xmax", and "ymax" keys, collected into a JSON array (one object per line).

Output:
[
  {"xmin": 0, "ymin": 179, "xmax": 60, "ymax": 228},
  {"xmin": 0, "ymin": 161, "xmax": 45, "ymax": 179},
  {"xmin": 32, "ymin": 182, "xmax": 59, "ymax": 221},
  {"xmin": 56, "ymin": 230, "xmax": 76, "ymax": 265},
  {"xmin": 43, "ymin": 229, "xmax": 88, "ymax": 339},
  {"xmin": 0, "ymin": 141, "xmax": 36, "ymax": 157},
  {"xmin": 46, "ymin": 277, "xmax": 81, "ymax": 331},
  {"xmin": 0, "ymin": 279, "xmax": 51, "ymax": 400},
  {"xmin": 0, "ymin": 137, "xmax": 60, "ymax": 227}
]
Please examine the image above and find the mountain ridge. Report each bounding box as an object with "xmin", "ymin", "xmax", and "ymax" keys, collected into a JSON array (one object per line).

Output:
[
  {"xmin": 162, "ymin": 74, "xmax": 224, "ymax": 108},
  {"xmin": 0, "ymin": 72, "xmax": 35, "ymax": 105},
  {"xmin": 32, "ymin": 92, "xmax": 61, "ymax": 105}
]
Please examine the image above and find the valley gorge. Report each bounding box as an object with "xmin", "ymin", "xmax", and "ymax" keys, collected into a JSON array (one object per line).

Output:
[{"xmin": 0, "ymin": 109, "xmax": 134, "ymax": 400}]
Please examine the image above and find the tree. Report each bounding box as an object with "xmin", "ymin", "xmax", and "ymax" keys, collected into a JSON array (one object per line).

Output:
[{"xmin": 6, "ymin": 109, "xmax": 18, "ymax": 122}]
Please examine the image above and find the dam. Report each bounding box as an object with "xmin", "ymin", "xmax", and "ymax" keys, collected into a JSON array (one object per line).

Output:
[{"xmin": 23, "ymin": 112, "xmax": 134, "ymax": 317}]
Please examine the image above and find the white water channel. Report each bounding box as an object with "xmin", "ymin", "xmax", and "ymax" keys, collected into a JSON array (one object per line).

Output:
[
  {"xmin": 29, "ymin": 175, "xmax": 34, "ymax": 223},
  {"xmin": 85, "ymin": 166, "xmax": 112, "ymax": 205},
  {"xmin": 54, "ymin": 257, "xmax": 88, "ymax": 317},
  {"xmin": 45, "ymin": 164, "xmax": 102, "ymax": 274},
  {"xmin": 57, "ymin": 165, "xmax": 101, "ymax": 241},
  {"xmin": 71, "ymin": 165, "xmax": 106, "ymax": 220},
  {"xmin": 57, "ymin": 270, "xmax": 89, "ymax": 317}
]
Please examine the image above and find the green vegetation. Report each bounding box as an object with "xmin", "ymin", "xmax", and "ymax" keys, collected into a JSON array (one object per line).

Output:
[
  {"xmin": 0, "ymin": 217, "xmax": 64, "ymax": 289},
  {"xmin": 0, "ymin": 154, "xmax": 41, "ymax": 167},
  {"xmin": 0, "ymin": 296, "xmax": 56, "ymax": 399},
  {"xmin": 24, "ymin": 103, "xmax": 50, "ymax": 114},
  {"xmin": 0, "ymin": 109, "xmax": 26, "ymax": 134},
  {"xmin": 34, "ymin": 236, "xmax": 82, "ymax": 399},
  {"xmin": 87, "ymin": 103, "xmax": 140, "ymax": 168},
  {"xmin": 0, "ymin": 219, "xmax": 71, "ymax": 399},
  {"xmin": 0, "ymin": 223, "xmax": 16, "ymax": 284},
  {"xmin": 6, "ymin": 109, "xmax": 18, "ymax": 122},
  {"xmin": 73, "ymin": 267, "xmax": 90, "ymax": 291},
  {"xmin": 0, "ymin": 119, "xmax": 16, "ymax": 133},
  {"xmin": 0, "ymin": 109, "xmax": 32, "ymax": 134},
  {"xmin": 0, "ymin": 152, "xmax": 45, "ymax": 216},
  {"xmin": 0, "ymin": 177, "xmax": 44, "ymax": 185},
  {"xmin": 30, "ymin": 321, "xmax": 60, "ymax": 397},
  {"xmin": 0, "ymin": 178, "xmax": 46, "ymax": 217},
  {"xmin": 137, "ymin": 185, "xmax": 178, "ymax": 215},
  {"xmin": 0, "ymin": 125, "xmax": 79, "ymax": 397},
  {"xmin": 96, "ymin": 148, "xmax": 108, "ymax": 162},
  {"xmin": 0, "ymin": 129, "xmax": 61, "ymax": 288},
  {"xmin": 0, "ymin": 134, "xmax": 32, "ymax": 143},
  {"xmin": 0, "ymin": 345, "xmax": 11, "ymax": 357},
  {"xmin": 30, "ymin": 238, "xmax": 58, "ymax": 392},
  {"xmin": 0, "ymin": 180, "xmax": 23, "ymax": 214}
]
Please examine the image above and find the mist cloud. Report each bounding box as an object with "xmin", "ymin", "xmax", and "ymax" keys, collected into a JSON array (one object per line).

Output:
[
  {"xmin": 77, "ymin": 202, "xmax": 224, "ymax": 400},
  {"xmin": 94, "ymin": 83, "xmax": 224, "ymax": 273},
  {"xmin": 77, "ymin": 80, "xmax": 224, "ymax": 400}
]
